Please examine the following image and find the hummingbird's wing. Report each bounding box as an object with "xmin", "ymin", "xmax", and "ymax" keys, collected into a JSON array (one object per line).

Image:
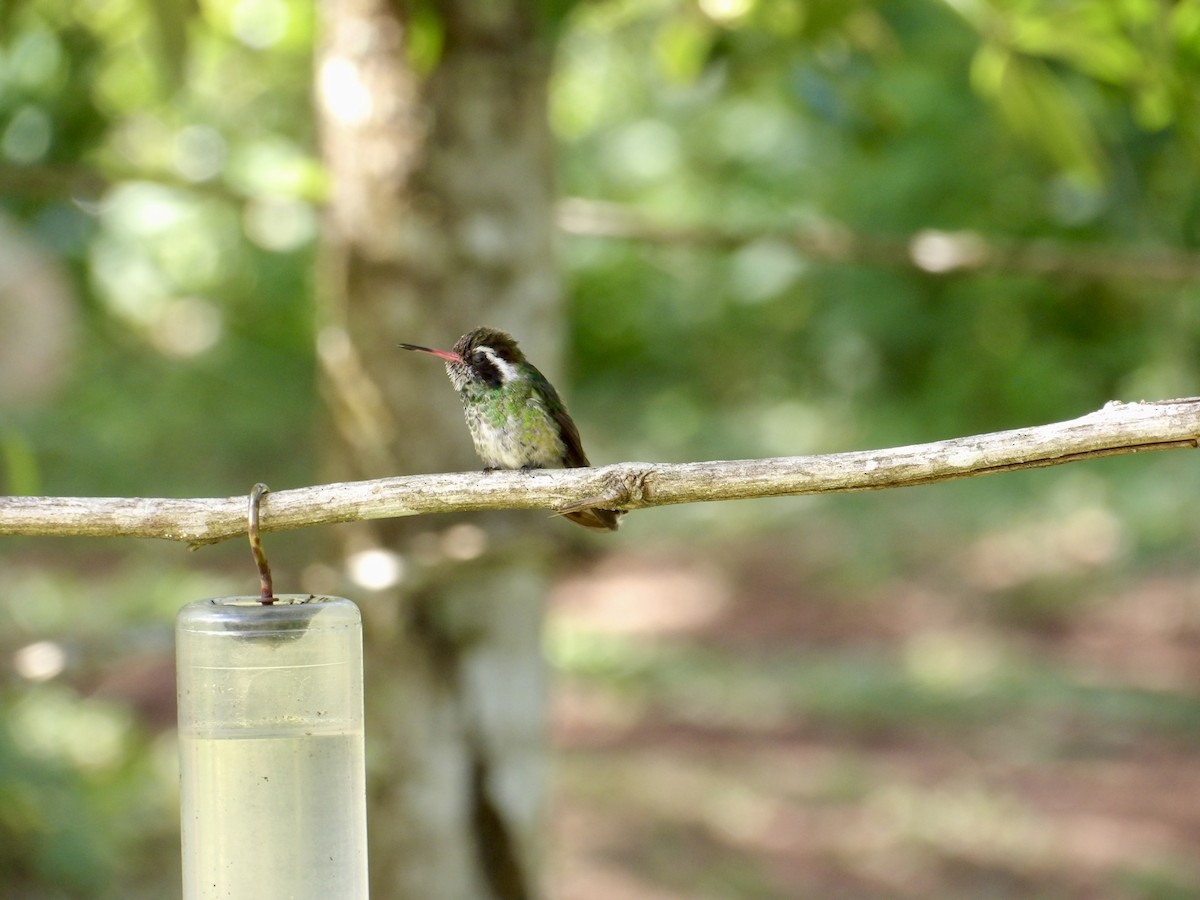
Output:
[
  {"xmin": 528, "ymin": 366, "xmax": 591, "ymax": 468},
  {"xmin": 554, "ymin": 407, "xmax": 591, "ymax": 468},
  {"xmin": 529, "ymin": 365, "xmax": 623, "ymax": 531}
]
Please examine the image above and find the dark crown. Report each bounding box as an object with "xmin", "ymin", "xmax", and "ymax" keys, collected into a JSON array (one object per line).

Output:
[{"xmin": 453, "ymin": 327, "xmax": 525, "ymax": 363}]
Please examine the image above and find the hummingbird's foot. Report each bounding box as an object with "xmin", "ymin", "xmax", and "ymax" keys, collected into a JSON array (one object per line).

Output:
[{"xmin": 482, "ymin": 466, "xmax": 499, "ymax": 473}]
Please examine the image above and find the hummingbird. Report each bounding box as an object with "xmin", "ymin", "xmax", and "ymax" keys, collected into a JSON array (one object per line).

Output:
[{"xmin": 399, "ymin": 327, "xmax": 622, "ymax": 531}]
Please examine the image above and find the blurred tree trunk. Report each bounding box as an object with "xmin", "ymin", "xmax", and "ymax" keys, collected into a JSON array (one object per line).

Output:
[{"xmin": 315, "ymin": 1, "xmax": 563, "ymax": 897}]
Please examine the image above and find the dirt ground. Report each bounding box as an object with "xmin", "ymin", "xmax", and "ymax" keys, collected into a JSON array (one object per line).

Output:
[{"xmin": 545, "ymin": 541, "xmax": 1200, "ymax": 899}]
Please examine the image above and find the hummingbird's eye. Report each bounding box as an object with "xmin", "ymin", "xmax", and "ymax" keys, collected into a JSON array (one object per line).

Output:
[{"xmin": 469, "ymin": 347, "xmax": 505, "ymax": 388}]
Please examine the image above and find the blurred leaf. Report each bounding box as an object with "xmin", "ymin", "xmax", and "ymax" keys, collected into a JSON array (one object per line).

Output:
[
  {"xmin": 1, "ymin": 430, "xmax": 41, "ymax": 495},
  {"xmin": 971, "ymin": 44, "xmax": 1107, "ymax": 184},
  {"xmin": 653, "ymin": 14, "xmax": 714, "ymax": 84},
  {"xmin": 404, "ymin": 1, "xmax": 445, "ymax": 74},
  {"xmin": 147, "ymin": 0, "xmax": 196, "ymax": 90},
  {"xmin": 1007, "ymin": 4, "xmax": 1143, "ymax": 84}
]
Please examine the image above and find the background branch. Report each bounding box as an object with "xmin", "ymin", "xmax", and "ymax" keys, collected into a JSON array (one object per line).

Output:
[
  {"xmin": 7, "ymin": 166, "xmax": 1200, "ymax": 284},
  {"xmin": 558, "ymin": 199, "xmax": 1200, "ymax": 283},
  {"xmin": 1, "ymin": 399, "xmax": 1197, "ymax": 545}
]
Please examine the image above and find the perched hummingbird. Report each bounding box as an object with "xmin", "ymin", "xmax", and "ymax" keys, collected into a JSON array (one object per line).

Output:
[{"xmin": 399, "ymin": 327, "xmax": 622, "ymax": 531}]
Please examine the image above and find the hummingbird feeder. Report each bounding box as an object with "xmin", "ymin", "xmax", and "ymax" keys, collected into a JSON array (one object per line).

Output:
[{"xmin": 175, "ymin": 484, "xmax": 369, "ymax": 899}]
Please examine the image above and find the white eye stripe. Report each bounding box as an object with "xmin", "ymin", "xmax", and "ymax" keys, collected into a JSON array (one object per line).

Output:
[{"xmin": 478, "ymin": 346, "xmax": 519, "ymax": 383}]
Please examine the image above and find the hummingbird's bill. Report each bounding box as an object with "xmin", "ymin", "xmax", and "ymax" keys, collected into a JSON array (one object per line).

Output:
[{"xmin": 398, "ymin": 343, "xmax": 462, "ymax": 363}]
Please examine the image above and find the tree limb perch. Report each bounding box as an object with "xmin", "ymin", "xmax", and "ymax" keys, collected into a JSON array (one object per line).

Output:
[{"xmin": 1, "ymin": 399, "xmax": 1197, "ymax": 545}]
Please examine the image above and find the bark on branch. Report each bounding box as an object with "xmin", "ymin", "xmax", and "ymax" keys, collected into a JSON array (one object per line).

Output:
[{"xmin": 1, "ymin": 398, "xmax": 1197, "ymax": 545}]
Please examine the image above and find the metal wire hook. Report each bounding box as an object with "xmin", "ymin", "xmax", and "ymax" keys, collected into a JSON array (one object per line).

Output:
[{"xmin": 248, "ymin": 483, "xmax": 275, "ymax": 605}]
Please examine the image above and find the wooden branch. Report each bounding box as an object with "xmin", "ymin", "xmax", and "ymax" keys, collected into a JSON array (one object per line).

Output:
[{"xmin": 1, "ymin": 399, "xmax": 1197, "ymax": 545}]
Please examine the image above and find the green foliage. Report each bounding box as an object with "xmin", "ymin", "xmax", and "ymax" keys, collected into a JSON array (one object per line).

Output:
[
  {"xmin": 0, "ymin": 552, "xmax": 238, "ymax": 897},
  {"xmin": 0, "ymin": 688, "xmax": 139, "ymax": 894},
  {"xmin": 557, "ymin": 0, "xmax": 1200, "ymax": 479},
  {"xmin": 954, "ymin": 0, "xmax": 1200, "ymax": 146},
  {"xmin": 1, "ymin": 0, "xmax": 318, "ymax": 497}
]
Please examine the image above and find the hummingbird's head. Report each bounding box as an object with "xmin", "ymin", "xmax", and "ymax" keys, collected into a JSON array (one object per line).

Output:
[{"xmin": 400, "ymin": 327, "xmax": 527, "ymax": 392}]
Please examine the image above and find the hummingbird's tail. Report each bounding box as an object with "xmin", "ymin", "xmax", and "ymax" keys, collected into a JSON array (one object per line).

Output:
[{"xmin": 560, "ymin": 506, "xmax": 623, "ymax": 531}]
